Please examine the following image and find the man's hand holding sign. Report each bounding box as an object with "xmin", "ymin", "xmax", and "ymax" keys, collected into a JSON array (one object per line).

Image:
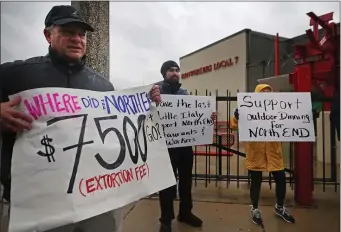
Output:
[
  {"xmin": 4, "ymin": 85, "xmax": 174, "ymax": 232},
  {"xmin": 0, "ymin": 96, "xmax": 33, "ymax": 132}
]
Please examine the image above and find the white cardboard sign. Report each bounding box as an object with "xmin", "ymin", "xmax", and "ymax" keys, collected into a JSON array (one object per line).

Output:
[
  {"xmin": 153, "ymin": 94, "xmax": 216, "ymax": 148},
  {"xmin": 237, "ymin": 92, "xmax": 316, "ymax": 142},
  {"xmin": 8, "ymin": 85, "xmax": 176, "ymax": 232}
]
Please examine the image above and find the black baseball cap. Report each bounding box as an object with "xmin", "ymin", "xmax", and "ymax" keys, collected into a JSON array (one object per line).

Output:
[{"xmin": 45, "ymin": 5, "xmax": 94, "ymax": 32}]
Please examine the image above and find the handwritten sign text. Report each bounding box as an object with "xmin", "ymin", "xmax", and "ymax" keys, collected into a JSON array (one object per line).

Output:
[
  {"xmin": 237, "ymin": 92, "xmax": 315, "ymax": 142},
  {"xmin": 9, "ymin": 86, "xmax": 176, "ymax": 232},
  {"xmin": 147, "ymin": 95, "xmax": 216, "ymax": 148}
]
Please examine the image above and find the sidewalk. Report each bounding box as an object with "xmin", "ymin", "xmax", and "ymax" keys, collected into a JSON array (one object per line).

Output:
[
  {"xmin": 1, "ymin": 183, "xmax": 339, "ymax": 232},
  {"xmin": 122, "ymin": 199, "xmax": 340, "ymax": 232}
]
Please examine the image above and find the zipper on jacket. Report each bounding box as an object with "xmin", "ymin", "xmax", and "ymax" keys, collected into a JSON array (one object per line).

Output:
[{"xmin": 67, "ymin": 69, "xmax": 72, "ymax": 87}]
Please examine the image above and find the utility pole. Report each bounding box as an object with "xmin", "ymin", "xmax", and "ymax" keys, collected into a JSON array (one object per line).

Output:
[{"xmin": 71, "ymin": 1, "xmax": 110, "ymax": 79}]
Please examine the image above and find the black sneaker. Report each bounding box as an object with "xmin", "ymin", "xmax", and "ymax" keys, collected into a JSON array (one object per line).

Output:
[
  {"xmin": 159, "ymin": 223, "xmax": 172, "ymax": 232},
  {"xmin": 177, "ymin": 213, "xmax": 203, "ymax": 227},
  {"xmin": 274, "ymin": 204, "xmax": 295, "ymax": 223},
  {"xmin": 250, "ymin": 207, "xmax": 263, "ymax": 225}
]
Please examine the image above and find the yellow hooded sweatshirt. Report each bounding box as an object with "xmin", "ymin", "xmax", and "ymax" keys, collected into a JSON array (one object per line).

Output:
[{"xmin": 230, "ymin": 84, "xmax": 284, "ymax": 172}]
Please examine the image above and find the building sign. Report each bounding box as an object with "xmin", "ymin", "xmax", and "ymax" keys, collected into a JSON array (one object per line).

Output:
[{"xmin": 181, "ymin": 56, "xmax": 239, "ymax": 79}]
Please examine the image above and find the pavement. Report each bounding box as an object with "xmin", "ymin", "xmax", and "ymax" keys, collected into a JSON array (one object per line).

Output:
[
  {"xmin": 1, "ymin": 173, "xmax": 340, "ymax": 232},
  {"xmin": 1, "ymin": 182, "xmax": 340, "ymax": 232},
  {"xmin": 122, "ymin": 198, "xmax": 340, "ymax": 232},
  {"xmin": 120, "ymin": 181, "xmax": 340, "ymax": 232}
]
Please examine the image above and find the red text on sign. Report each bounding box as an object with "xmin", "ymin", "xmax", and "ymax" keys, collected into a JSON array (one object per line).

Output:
[
  {"xmin": 181, "ymin": 56, "xmax": 239, "ymax": 79},
  {"xmin": 135, "ymin": 163, "xmax": 149, "ymax": 180},
  {"xmin": 79, "ymin": 163, "xmax": 150, "ymax": 197},
  {"xmin": 24, "ymin": 93, "xmax": 82, "ymax": 120}
]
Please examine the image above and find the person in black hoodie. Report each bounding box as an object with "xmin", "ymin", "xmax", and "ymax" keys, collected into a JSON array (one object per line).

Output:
[
  {"xmin": 0, "ymin": 5, "xmax": 160, "ymax": 232},
  {"xmin": 156, "ymin": 60, "xmax": 203, "ymax": 232}
]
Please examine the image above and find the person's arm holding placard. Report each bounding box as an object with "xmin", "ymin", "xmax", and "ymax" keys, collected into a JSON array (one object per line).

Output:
[
  {"xmin": 0, "ymin": 65, "xmax": 33, "ymax": 133},
  {"xmin": 0, "ymin": 63, "xmax": 35, "ymax": 203}
]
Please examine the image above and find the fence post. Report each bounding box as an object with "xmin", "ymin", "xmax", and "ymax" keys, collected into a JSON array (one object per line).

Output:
[
  {"xmin": 218, "ymin": 135, "xmax": 223, "ymax": 177},
  {"xmin": 330, "ymin": 120, "xmax": 337, "ymax": 182}
]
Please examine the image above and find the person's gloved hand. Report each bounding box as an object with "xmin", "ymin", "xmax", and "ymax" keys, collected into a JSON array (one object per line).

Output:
[{"xmin": 234, "ymin": 108, "xmax": 239, "ymax": 120}]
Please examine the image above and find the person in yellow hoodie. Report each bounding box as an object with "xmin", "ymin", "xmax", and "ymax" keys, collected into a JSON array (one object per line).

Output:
[{"xmin": 230, "ymin": 84, "xmax": 295, "ymax": 225}]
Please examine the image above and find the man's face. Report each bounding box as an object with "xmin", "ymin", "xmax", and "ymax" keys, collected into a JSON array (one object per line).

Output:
[
  {"xmin": 165, "ymin": 67, "xmax": 180, "ymax": 83},
  {"xmin": 44, "ymin": 23, "xmax": 87, "ymax": 61}
]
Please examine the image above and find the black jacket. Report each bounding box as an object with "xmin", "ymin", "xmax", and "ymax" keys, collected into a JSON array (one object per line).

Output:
[
  {"xmin": 156, "ymin": 80, "xmax": 189, "ymax": 95},
  {"xmin": 0, "ymin": 48, "xmax": 114, "ymax": 199}
]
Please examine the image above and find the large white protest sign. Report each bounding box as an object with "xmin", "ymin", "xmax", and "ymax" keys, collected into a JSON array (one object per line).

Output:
[
  {"xmin": 150, "ymin": 94, "xmax": 216, "ymax": 148},
  {"xmin": 237, "ymin": 92, "xmax": 315, "ymax": 142},
  {"xmin": 8, "ymin": 85, "xmax": 176, "ymax": 232}
]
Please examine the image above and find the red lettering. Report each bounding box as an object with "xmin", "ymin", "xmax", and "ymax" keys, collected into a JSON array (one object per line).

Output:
[
  {"xmin": 227, "ymin": 58, "xmax": 233, "ymax": 66},
  {"xmin": 203, "ymin": 65, "xmax": 212, "ymax": 73},
  {"xmin": 24, "ymin": 97, "xmax": 42, "ymax": 120},
  {"xmin": 135, "ymin": 166, "xmax": 140, "ymax": 180},
  {"xmin": 79, "ymin": 178, "xmax": 86, "ymax": 197},
  {"xmin": 235, "ymin": 56, "xmax": 239, "ymax": 64},
  {"xmin": 23, "ymin": 93, "xmax": 82, "ymax": 120},
  {"xmin": 62, "ymin": 94, "xmax": 72, "ymax": 113},
  {"xmin": 94, "ymin": 175, "xmax": 103, "ymax": 190},
  {"xmin": 107, "ymin": 175, "xmax": 113, "ymax": 188},
  {"xmin": 62, "ymin": 94, "xmax": 81, "ymax": 113},
  {"xmin": 111, "ymin": 173, "xmax": 121, "ymax": 187},
  {"xmin": 135, "ymin": 164, "xmax": 148, "ymax": 180},
  {"xmin": 52, "ymin": 93, "xmax": 65, "ymax": 112},
  {"xmin": 214, "ymin": 62, "xmax": 219, "ymax": 70},
  {"xmin": 71, "ymin": 96, "xmax": 82, "ymax": 111},
  {"xmin": 182, "ymin": 56, "xmax": 237, "ymax": 79},
  {"xmin": 101, "ymin": 175, "xmax": 108, "ymax": 188},
  {"xmin": 39, "ymin": 93, "xmax": 55, "ymax": 115},
  {"xmin": 146, "ymin": 163, "xmax": 150, "ymax": 177},
  {"xmin": 80, "ymin": 166, "xmax": 149, "ymax": 197},
  {"xmin": 125, "ymin": 168, "xmax": 134, "ymax": 181},
  {"xmin": 86, "ymin": 177, "xmax": 96, "ymax": 193},
  {"xmin": 140, "ymin": 164, "xmax": 147, "ymax": 179}
]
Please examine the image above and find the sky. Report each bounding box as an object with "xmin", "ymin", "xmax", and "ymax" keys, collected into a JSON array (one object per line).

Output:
[{"xmin": 1, "ymin": 1, "xmax": 340, "ymax": 89}]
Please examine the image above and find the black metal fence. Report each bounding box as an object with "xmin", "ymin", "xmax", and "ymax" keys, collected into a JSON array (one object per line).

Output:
[{"xmin": 189, "ymin": 90, "xmax": 340, "ymax": 192}]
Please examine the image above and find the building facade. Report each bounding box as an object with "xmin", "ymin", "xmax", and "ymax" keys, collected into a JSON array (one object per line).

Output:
[
  {"xmin": 179, "ymin": 28, "xmax": 323, "ymax": 119},
  {"xmin": 179, "ymin": 27, "xmax": 339, "ymax": 167}
]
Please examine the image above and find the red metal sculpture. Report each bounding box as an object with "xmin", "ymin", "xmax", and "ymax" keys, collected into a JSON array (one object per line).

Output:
[{"xmin": 288, "ymin": 12, "xmax": 340, "ymax": 206}]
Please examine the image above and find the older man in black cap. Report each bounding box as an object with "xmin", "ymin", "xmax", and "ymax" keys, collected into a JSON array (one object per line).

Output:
[
  {"xmin": 156, "ymin": 60, "xmax": 203, "ymax": 232},
  {"xmin": 0, "ymin": 4, "xmax": 160, "ymax": 232}
]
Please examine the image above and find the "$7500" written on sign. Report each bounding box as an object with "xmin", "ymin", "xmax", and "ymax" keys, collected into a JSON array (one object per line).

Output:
[{"xmin": 42, "ymin": 113, "xmax": 150, "ymax": 194}]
